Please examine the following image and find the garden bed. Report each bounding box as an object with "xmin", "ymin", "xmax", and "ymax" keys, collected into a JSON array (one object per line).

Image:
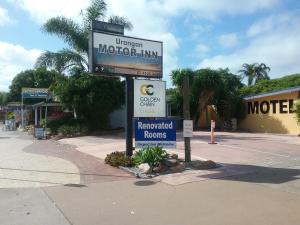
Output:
[{"xmin": 104, "ymin": 147, "xmax": 220, "ymax": 179}]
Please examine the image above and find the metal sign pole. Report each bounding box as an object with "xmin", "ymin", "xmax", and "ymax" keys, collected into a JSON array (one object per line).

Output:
[{"xmin": 125, "ymin": 76, "xmax": 134, "ymax": 156}]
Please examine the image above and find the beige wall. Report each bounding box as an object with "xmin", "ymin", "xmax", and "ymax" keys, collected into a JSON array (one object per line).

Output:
[
  {"xmin": 239, "ymin": 91, "xmax": 300, "ymax": 135},
  {"xmin": 198, "ymin": 105, "xmax": 222, "ymax": 128}
]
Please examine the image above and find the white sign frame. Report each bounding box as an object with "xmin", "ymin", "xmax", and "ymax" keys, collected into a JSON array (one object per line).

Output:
[
  {"xmin": 134, "ymin": 79, "xmax": 166, "ymax": 117},
  {"xmin": 91, "ymin": 31, "xmax": 163, "ymax": 78}
]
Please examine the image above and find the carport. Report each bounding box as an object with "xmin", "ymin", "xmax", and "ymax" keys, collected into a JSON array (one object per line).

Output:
[{"xmin": 31, "ymin": 101, "xmax": 62, "ymax": 126}]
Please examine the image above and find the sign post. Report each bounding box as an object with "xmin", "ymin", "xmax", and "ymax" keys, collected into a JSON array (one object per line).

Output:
[
  {"xmin": 21, "ymin": 94, "xmax": 24, "ymax": 128},
  {"xmin": 183, "ymin": 75, "xmax": 191, "ymax": 162},
  {"xmin": 126, "ymin": 77, "xmax": 134, "ymax": 156},
  {"xmin": 89, "ymin": 21, "xmax": 163, "ymax": 156}
]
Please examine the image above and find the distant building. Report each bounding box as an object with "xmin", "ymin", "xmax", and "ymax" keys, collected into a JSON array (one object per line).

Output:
[{"xmin": 239, "ymin": 86, "xmax": 300, "ymax": 135}]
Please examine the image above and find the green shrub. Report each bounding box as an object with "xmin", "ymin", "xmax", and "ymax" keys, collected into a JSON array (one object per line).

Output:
[
  {"xmin": 58, "ymin": 124, "xmax": 81, "ymax": 136},
  {"xmin": 7, "ymin": 112, "xmax": 14, "ymax": 120},
  {"xmin": 40, "ymin": 118, "xmax": 47, "ymax": 128},
  {"xmin": 132, "ymin": 146, "xmax": 168, "ymax": 171},
  {"xmin": 47, "ymin": 116, "xmax": 74, "ymax": 134},
  {"xmin": 294, "ymin": 100, "xmax": 300, "ymax": 124},
  {"xmin": 105, "ymin": 151, "xmax": 133, "ymax": 167},
  {"xmin": 46, "ymin": 116, "xmax": 87, "ymax": 135}
]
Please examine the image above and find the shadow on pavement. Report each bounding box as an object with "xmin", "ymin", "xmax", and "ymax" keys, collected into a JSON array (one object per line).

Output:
[
  {"xmin": 200, "ymin": 163, "xmax": 300, "ymax": 184},
  {"xmin": 134, "ymin": 180, "xmax": 158, "ymax": 186},
  {"xmin": 64, "ymin": 183, "xmax": 87, "ymax": 188}
]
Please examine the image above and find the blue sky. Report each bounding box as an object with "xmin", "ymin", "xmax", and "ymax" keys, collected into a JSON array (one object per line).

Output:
[{"xmin": 1, "ymin": 0, "xmax": 300, "ymax": 91}]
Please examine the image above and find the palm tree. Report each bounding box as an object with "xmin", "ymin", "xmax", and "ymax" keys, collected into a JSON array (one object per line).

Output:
[
  {"xmin": 35, "ymin": 0, "xmax": 133, "ymax": 73},
  {"xmin": 255, "ymin": 63, "xmax": 271, "ymax": 83},
  {"xmin": 239, "ymin": 63, "xmax": 270, "ymax": 86}
]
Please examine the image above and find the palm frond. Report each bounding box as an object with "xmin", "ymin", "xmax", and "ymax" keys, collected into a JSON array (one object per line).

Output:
[
  {"xmin": 108, "ymin": 15, "xmax": 133, "ymax": 30},
  {"xmin": 43, "ymin": 17, "xmax": 88, "ymax": 52},
  {"xmin": 35, "ymin": 49, "xmax": 88, "ymax": 74},
  {"xmin": 83, "ymin": 0, "xmax": 107, "ymax": 31}
]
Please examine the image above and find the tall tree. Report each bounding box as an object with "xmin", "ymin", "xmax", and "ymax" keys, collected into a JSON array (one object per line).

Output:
[
  {"xmin": 239, "ymin": 63, "xmax": 270, "ymax": 86},
  {"xmin": 8, "ymin": 68, "xmax": 61, "ymax": 102},
  {"xmin": 0, "ymin": 92, "xmax": 8, "ymax": 106},
  {"xmin": 170, "ymin": 68, "xmax": 245, "ymax": 127},
  {"xmin": 35, "ymin": 0, "xmax": 133, "ymax": 73},
  {"xmin": 52, "ymin": 71, "xmax": 125, "ymax": 130}
]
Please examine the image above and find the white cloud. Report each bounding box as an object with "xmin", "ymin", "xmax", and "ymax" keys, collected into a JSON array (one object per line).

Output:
[
  {"xmin": 196, "ymin": 43, "xmax": 210, "ymax": 53},
  {"xmin": 7, "ymin": 0, "xmax": 279, "ymax": 24},
  {"xmin": 198, "ymin": 12, "xmax": 300, "ymax": 78},
  {"xmin": 7, "ymin": 0, "xmax": 89, "ymax": 23},
  {"xmin": 247, "ymin": 12, "xmax": 295, "ymax": 37},
  {"xmin": 218, "ymin": 33, "xmax": 239, "ymax": 48},
  {"xmin": 0, "ymin": 41, "xmax": 42, "ymax": 91},
  {"xmin": 0, "ymin": 6, "xmax": 13, "ymax": 26},
  {"xmin": 160, "ymin": 0, "xmax": 279, "ymax": 19}
]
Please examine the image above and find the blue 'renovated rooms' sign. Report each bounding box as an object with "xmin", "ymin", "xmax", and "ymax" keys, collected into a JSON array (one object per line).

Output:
[{"xmin": 135, "ymin": 119, "xmax": 176, "ymax": 148}]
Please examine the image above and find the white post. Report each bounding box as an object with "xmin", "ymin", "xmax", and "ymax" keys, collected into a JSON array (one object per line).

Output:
[
  {"xmin": 21, "ymin": 95, "xmax": 24, "ymax": 128},
  {"xmin": 35, "ymin": 107, "xmax": 38, "ymax": 126},
  {"xmin": 39, "ymin": 107, "xmax": 42, "ymax": 125},
  {"xmin": 45, "ymin": 105, "xmax": 48, "ymax": 124}
]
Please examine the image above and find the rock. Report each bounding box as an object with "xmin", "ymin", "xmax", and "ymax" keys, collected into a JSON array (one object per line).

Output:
[
  {"xmin": 170, "ymin": 153, "xmax": 178, "ymax": 159},
  {"xmin": 169, "ymin": 163, "xmax": 186, "ymax": 173},
  {"xmin": 138, "ymin": 163, "xmax": 151, "ymax": 173},
  {"xmin": 164, "ymin": 158, "xmax": 178, "ymax": 167},
  {"xmin": 190, "ymin": 160, "xmax": 217, "ymax": 170},
  {"xmin": 189, "ymin": 160, "xmax": 202, "ymax": 168},
  {"xmin": 153, "ymin": 163, "xmax": 169, "ymax": 173}
]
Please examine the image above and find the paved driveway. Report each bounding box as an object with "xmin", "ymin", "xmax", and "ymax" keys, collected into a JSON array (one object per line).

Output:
[
  {"xmin": 60, "ymin": 131, "xmax": 300, "ymax": 193},
  {"xmin": 182, "ymin": 131, "xmax": 300, "ymax": 167}
]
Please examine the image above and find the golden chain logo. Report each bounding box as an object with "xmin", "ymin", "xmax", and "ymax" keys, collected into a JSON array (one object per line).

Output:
[{"xmin": 140, "ymin": 84, "xmax": 154, "ymax": 96}]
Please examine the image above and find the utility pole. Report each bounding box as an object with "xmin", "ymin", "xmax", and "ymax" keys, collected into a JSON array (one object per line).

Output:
[{"xmin": 183, "ymin": 75, "xmax": 191, "ymax": 162}]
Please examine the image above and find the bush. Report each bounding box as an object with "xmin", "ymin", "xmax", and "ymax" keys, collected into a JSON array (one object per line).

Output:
[
  {"xmin": 46, "ymin": 114, "xmax": 87, "ymax": 135},
  {"xmin": 7, "ymin": 112, "xmax": 14, "ymax": 120},
  {"xmin": 132, "ymin": 146, "xmax": 168, "ymax": 170},
  {"xmin": 46, "ymin": 114, "xmax": 74, "ymax": 134},
  {"xmin": 57, "ymin": 124, "xmax": 81, "ymax": 136},
  {"xmin": 294, "ymin": 101, "xmax": 300, "ymax": 124},
  {"xmin": 105, "ymin": 151, "xmax": 133, "ymax": 167}
]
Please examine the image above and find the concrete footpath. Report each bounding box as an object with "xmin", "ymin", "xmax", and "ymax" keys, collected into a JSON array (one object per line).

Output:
[
  {"xmin": 44, "ymin": 178, "xmax": 300, "ymax": 225},
  {"xmin": 1, "ymin": 127, "xmax": 300, "ymax": 225}
]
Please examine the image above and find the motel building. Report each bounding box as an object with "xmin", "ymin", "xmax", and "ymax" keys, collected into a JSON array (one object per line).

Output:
[
  {"xmin": 239, "ymin": 86, "xmax": 300, "ymax": 135},
  {"xmin": 197, "ymin": 86, "xmax": 300, "ymax": 135}
]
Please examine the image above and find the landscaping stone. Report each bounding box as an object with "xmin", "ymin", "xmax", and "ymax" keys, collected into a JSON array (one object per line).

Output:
[
  {"xmin": 153, "ymin": 163, "xmax": 169, "ymax": 173},
  {"xmin": 138, "ymin": 163, "xmax": 151, "ymax": 173},
  {"xmin": 189, "ymin": 160, "xmax": 218, "ymax": 170},
  {"xmin": 170, "ymin": 153, "xmax": 178, "ymax": 159},
  {"xmin": 164, "ymin": 158, "xmax": 178, "ymax": 167},
  {"xmin": 169, "ymin": 162, "xmax": 186, "ymax": 173}
]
